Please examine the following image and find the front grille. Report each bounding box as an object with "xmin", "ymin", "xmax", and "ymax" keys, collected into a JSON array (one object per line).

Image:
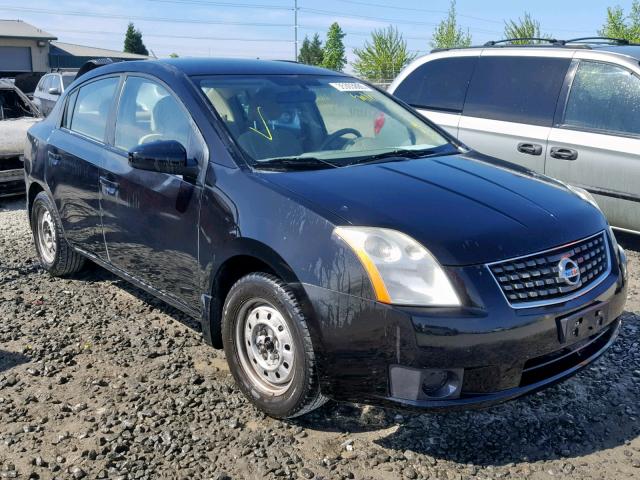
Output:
[{"xmin": 488, "ymin": 231, "xmax": 610, "ymax": 308}]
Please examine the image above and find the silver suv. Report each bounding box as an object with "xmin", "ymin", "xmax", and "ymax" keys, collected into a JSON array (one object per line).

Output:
[
  {"xmin": 33, "ymin": 71, "xmax": 76, "ymax": 116},
  {"xmin": 389, "ymin": 38, "xmax": 640, "ymax": 234}
]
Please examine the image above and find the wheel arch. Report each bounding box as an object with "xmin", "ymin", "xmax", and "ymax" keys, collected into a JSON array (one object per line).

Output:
[
  {"xmin": 27, "ymin": 181, "xmax": 45, "ymax": 219},
  {"xmin": 202, "ymin": 239, "xmax": 312, "ymax": 348}
]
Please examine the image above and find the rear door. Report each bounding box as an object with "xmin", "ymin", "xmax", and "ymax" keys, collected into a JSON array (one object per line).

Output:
[
  {"xmin": 45, "ymin": 75, "xmax": 121, "ymax": 258},
  {"xmin": 390, "ymin": 53, "xmax": 478, "ymax": 137},
  {"xmin": 546, "ymin": 58, "xmax": 640, "ymax": 231},
  {"xmin": 457, "ymin": 52, "xmax": 572, "ymax": 173},
  {"xmin": 99, "ymin": 74, "xmax": 206, "ymax": 307}
]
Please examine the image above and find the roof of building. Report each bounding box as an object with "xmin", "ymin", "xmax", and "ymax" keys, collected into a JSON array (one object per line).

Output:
[
  {"xmin": 50, "ymin": 41, "xmax": 148, "ymax": 59},
  {"xmin": 0, "ymin": 20, "xmax": 57, "ymax": 40}
]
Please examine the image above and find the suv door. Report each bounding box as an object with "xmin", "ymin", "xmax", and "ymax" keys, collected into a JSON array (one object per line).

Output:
[
  {"xmin": 46, "ymin": 75, "xmax": 121, "ymax": 258},
  {"xmin": 100, "ymin": 75, "xmax": 205, "ymax": 307},
  {"xmin": 391, "ymin": 54, "xmax": 478, "ymax": 137},
  {"xmin": 546, "ymin": 59, "xmax": 640, "ymax": 231},
  {"xmin": 33, "ymin": 74, "xmax": 49, "ymax": 114},
  {"xmin": 458, "ymin": 54, "xmax": 571, "ymax": 173}
]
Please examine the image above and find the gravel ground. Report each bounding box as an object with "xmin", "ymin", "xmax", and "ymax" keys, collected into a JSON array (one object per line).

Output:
[{"xmin": 1, "ymin": 195, "xmax": 639, "ymax": 480}]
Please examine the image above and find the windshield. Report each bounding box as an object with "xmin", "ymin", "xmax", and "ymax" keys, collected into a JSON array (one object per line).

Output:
[
  {"xmin": 62, "ymin": 74, "xmax": 75, "ymax": 89},
  {"xmin": 196, "ymin": 75, "xmax": 450, "ymax": 167}
]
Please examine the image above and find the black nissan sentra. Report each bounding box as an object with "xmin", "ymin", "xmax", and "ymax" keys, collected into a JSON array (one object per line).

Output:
[{"xmin": 24, "ymin": 59, "xmax": 628, "ymax": 418}]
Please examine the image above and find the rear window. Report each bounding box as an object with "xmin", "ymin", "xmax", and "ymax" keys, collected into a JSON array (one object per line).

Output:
[
  {"xmin": 393, "ymin": 56, "xmax": 478, "ymax": 112},
  {"xmin": 463, "ymin": 56, "xmax": 570, "ymax": 126}
]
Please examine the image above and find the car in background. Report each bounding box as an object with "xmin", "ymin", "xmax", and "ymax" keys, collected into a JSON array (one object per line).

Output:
[
  {"xmin": 24, "ymin": 58, "xmax": 627, "ymax": 418},
  {"xmin": 389, "ymin": 37, "xmax": 640, "ymax": 234},
  {"xmin": 33, "ymin": 71, "xmax": 76, "ymax": 116},
  {"xmin": 0, "ymin": 79, "xmax": 40, "ymax": 197}
]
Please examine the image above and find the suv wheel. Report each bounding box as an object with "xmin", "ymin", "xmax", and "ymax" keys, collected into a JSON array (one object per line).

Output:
[
  {"xmin": 222, "ymin": 273, "xmax": 327, "ymax": 418},
  {"xmin": 31, "ymin": 191, "xmax": 85, "ymax": 276}
]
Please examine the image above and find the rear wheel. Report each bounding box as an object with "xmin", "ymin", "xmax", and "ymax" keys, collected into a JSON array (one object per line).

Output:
[
  {"xmin": 222, "ymin": 273, "xmax": 327, "ymax": 418},
  {"xmin": 31, "ymin": 191, "xmax": 85, "ymax": 276}
]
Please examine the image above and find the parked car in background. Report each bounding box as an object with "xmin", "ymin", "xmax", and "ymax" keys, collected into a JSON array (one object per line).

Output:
[
  {"xmin": 389, "ymin": 38, "xmax": 640, "ymax": 234},
  {"xmin": 33, "ymin": 71, "xmax": 76, "ymax": 116},
  {"xmin": 25, "ymin": 58, "xmax": 627, "ymax": 418},
  {"xmin": 0, "ymin": 79, "xmax": 40, "ymax": 197}
]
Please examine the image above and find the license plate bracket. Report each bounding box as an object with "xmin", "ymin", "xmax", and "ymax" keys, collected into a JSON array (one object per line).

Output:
[{"xmin": 556, "ymin": 302, "xmax": 609, "ymax": 344}]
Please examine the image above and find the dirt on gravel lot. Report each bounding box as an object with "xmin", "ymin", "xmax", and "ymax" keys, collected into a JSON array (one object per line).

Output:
[{"xmin": 1, "ymin": 196, "xmax": 640, "ymax": 480}]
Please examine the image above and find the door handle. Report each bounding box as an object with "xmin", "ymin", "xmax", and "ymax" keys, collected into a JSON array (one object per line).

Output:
[
  {"xmin": 48, "ymin": 151, "xmax": 62, "ymax": 165},
  {"xmin": 99, "ymin": 176, "xmax": 119, "ymax": 197},
  {"xmin": 517, "ymin": 143, "xmax": 543, "ymax": 156},
  {"xmin": 550, "ymin": 147, "xmax": 578, "ymax": 161}
]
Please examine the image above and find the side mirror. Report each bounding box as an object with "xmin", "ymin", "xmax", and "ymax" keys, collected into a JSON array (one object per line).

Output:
[
  {"xmin": 48, "ymin": 87, "xmax": 61, "ymax": 95},
  {"xmin": 128, "ymin": 140, "xmax": 198, "ymax": 178}
]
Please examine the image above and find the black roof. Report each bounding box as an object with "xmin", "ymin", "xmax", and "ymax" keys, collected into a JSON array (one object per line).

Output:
[{"xmin": 156, "ymin": 58, "xmax": 345, "ymax": 76}]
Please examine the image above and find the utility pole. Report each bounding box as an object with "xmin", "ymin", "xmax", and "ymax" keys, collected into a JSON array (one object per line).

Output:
[{"xmin": 294, "ymin": 0, "xmax": 298, "ymax": 60}]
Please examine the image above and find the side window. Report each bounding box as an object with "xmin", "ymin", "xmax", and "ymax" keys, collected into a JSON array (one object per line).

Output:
[
  {"xmin": 464, "ymin": 56, "xmax": 571, "ymax": 126},
  {"xmin": 62, "ymin": 89, "xmax": 78, "ymax": 129},
  {"xmin": 563, "ymin": 61, "xmax": 640, "ymax": 136},
  {"xmin": 69, "ymin": 77, "xmax": 119, "ymax": 142},
  {"xmin": 115, "ymin": 76, "xmax": 195, "ymax": 153},
  {"xmin": 393, "ymin": 56, "xmax": 478, "ymax": 112}
]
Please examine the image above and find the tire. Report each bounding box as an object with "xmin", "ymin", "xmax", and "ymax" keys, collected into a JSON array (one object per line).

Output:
[
  {"xmin": 222, "ymin": 273, "xmax": 327, "ymax": 418},
  {"xmin": 30, "ymin": 191, "xmax": 85, "ymax": 276}
]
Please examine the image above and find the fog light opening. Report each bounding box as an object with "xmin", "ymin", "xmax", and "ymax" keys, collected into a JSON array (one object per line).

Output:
[{"xmin": 421, "ymin": 370, "xmax": 461, "ymax": 399}]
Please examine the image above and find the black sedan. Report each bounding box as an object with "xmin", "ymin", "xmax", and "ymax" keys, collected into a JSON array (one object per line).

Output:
[{"xmin": 24, "ymin": 58, "xmax": 628, "ymax": 418}]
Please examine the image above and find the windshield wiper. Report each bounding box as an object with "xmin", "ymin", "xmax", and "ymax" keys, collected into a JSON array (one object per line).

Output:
[
  {"xmin": 253, "ymin": 156, "xmax": 340, "ymax": 171},
  {"xmin": 348, "ymin": 145, "xmax": 457, "ymax": 166}
]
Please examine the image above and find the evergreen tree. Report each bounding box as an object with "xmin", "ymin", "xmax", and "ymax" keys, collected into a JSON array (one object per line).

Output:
[
  {"xmin": 124, "ymin": 23, "xmax": 149, "ymax": 56},
  {"xmin": 298, "ymin": 33, "xmax": 324, "ymax": 65},
  {"xmin": 322, "ymin": 23, "xmax": 347, "ymax": 72}
]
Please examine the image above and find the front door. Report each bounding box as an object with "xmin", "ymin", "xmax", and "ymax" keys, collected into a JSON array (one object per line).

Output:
[
  {"xmin": 546, "ymin": 60, "xmax": 640, "ymax": 231},
  {"xmin": 99, "ymin": 75, "xmax": 206, "ymax": 307}
]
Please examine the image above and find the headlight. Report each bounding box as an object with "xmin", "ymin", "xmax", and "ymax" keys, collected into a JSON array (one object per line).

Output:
[
  {"xmin": 567, "ymin": 185, "xmax": 600, "ymax": 210},
  {"xmin": 334, "ymin": 227, "xmax": 460, "ymax": 306}
]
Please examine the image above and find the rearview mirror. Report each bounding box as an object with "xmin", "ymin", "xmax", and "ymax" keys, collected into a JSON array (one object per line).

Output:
[
  {"xmin": 48, "ymin": 87, "xmax": 61, "ymax": 95},
  {"xmin": 128, "ymin": 140, "xmax": 198, "ymax": 178}
]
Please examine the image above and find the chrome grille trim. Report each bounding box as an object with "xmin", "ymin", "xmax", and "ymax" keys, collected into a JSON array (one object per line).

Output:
[{"xmin": 487, "ymin": 231, "xmax": 612, "ymax": 309}]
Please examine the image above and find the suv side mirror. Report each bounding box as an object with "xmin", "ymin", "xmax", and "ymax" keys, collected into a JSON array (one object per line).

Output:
[
  {"xmin": 128, "ymin": 140, "xmax": 198, "ymax": 178},
  {"xmin": 48, "ymin": 87, "xmax": 61, "ymax": 95}
]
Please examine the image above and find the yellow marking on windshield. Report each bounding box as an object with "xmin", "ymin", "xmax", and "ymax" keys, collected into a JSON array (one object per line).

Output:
[{"xmin": 249, "ymin": 106, "xmax": 273, "ymax": 141}]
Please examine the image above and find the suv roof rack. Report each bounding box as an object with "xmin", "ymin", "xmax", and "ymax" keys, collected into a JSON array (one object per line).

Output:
[
  {"xmin": 484, "ymin": 38, "xmax": 560, "ymax": 47},
  {"xmin": 561, "ymin": 36, "xmax": 631, "ymax": 45},
  {"xmin": 431, "ymin": 36, "xmax": 640, "ymax": 54}
]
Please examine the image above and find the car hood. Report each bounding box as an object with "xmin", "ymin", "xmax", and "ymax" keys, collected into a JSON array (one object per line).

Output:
[
  {"xmin": 0, "ymin": 117, "xmax": 39, "ymax": 156},
  {"xmin": 259, "ymin": 152, "xmax": 607, "ymax": 266}
]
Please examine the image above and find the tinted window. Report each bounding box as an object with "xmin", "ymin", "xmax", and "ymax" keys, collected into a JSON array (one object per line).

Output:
[
  {"xmin": 464, "ymin": 56, "xmax": 570, "ymax": 126},
  {"xmin": 114, "ymin": 76, "xmax": 194, "ymax": 152},
  {"xmin": 394, "ymin": 56, "xmax": 478, "ymax": 112},
  {"xmin": 563, "ymin": 61, "xmax": 640, "ymax": 136},
  {"xmin": 69, "ymin": 77, "xmax": 119, "ymax": 142}
]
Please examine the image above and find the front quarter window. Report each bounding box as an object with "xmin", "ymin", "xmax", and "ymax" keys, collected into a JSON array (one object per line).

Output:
[{"xmin": 196, "ymin": 75, "xmax": 450, "ymax": 167}]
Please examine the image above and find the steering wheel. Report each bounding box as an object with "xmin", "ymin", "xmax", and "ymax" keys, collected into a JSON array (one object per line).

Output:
[{"xmin": 320, "ymin": 128, "xmax": 363, "ymax": 150}]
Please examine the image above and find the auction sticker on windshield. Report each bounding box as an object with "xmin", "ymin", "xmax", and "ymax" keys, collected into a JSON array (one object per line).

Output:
[{"xmin": 329, "ymin": 82, "xmax": 373, "ymax": 92}]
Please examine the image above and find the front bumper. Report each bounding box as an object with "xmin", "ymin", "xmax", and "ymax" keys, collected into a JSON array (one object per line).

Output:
[{"xmin": 303, "ymin": 244, "xmax": 628, "ymax": 411}]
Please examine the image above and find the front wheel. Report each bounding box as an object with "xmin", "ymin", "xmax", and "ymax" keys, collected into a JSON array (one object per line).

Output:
[
  {"xmin": 222, "ymin": 273, "xmax": 327, "ymax": 418},
  {"xmin": 31, "ymin": 191, "xmax": 85, "ymax": 276}
]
